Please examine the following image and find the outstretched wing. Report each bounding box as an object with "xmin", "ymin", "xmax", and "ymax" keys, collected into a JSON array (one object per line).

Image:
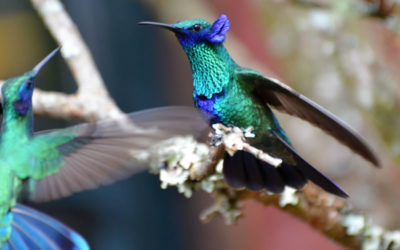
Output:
[
  {"xmin": 235, "ymin": 68, "xmax": 379, "ymax": 166},
  {"xmin": 24, "ymin": 106, "xmax": 210, "ymax": 202},
  {"xmin": 7, "ymin": 204, "xmax": 89, "ymax": 250}
]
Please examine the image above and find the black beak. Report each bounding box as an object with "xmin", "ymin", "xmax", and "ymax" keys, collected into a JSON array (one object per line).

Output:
[
  {"xmin": 138, "ymin": 21, "xmax": 182, "ymax": 33},
  {"xmin": 32, "ymin": 47, "xmax": 61, "ymax": 77}
]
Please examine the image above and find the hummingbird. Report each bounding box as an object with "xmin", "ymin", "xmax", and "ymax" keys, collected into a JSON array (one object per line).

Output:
[
  {"xmin": 0, "ymin": 48, "xmax": 208, "ymax": 249},
  {"xmin": 139, "ymin": 14, "xmax": 380, "ymax": 198}
]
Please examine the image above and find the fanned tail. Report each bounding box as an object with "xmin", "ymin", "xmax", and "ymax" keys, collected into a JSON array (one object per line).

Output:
[
  {"xmin": 5, "ymin": 204, "xmax": 89, "ymax": 250},
  {"xmin": 223, "ymin": 151, "xmax": 307, "ymax": 193},
  {"xmin": 223, "ymin": 132, "xmax": 348, "ymax": 198}
]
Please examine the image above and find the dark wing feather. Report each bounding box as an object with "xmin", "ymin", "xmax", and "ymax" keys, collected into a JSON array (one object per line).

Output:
[
  {"xmin": 29, "ymin": 106, "xmax": 210, "ymax": 202},
  {"xmin": 272, "ymin": 131, "xmax": 349, "ymax": 198},
  {"xmin": 235, "ymin": 68, "xmax": 379, "ymax": 167}
]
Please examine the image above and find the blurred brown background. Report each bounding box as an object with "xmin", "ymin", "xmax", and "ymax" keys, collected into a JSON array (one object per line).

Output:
[{"xmin": 1, "ymin": 0, "xmax": 400, "ymax": 249}]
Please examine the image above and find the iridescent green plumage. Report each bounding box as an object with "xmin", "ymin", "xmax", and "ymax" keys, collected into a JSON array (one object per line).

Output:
[
  {"xmin": 140, "ymin": 14, "xmax": 380, "ymax": 197},
  {"xmin": 0, "ymin": 48, "xmax": 90, "ymax": 249},
  {"xmin": 0, "ymin": 49, "xmax": 209, "ymax": 248}
]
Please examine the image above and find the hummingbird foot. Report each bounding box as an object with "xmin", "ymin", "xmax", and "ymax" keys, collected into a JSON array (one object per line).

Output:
[{"xmin": 211, "ymin": 123, "xmax": 282, "ymax": 167}]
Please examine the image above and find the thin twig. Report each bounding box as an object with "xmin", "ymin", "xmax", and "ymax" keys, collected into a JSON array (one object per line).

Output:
[{"xmin": 212, "ymin": 123, "xmax": 283, "ymax": 167}]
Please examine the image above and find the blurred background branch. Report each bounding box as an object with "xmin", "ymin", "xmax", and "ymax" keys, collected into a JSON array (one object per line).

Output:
[{"xmin": 1, "ymin": 0, "xmax": 123, "ymax": 121}]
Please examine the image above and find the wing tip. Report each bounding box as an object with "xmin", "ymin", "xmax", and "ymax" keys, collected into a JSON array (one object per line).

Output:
[
  {"xmin": 12, "ymin": 204, "xmax": 90, "ymax": 250},
  {"xmin": 327, "ymin": 184, "xmax": 350, "ymax": 198},
  {"xmin": 238, "ymin": 68, "xmax": 383, "ymax": 170},
  {"xmin": 369, "ymin": 154, "xmax": 381, "ymax": 168}
]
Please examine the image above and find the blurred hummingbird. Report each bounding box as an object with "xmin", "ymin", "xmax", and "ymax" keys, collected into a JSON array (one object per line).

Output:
[
  {"xmin": 0, "ymin": 48, "xmax": 208, "ymax": 249},
  {"xmin": 139, "ymin": 14, "xmax": 380, "ymax": 198}
]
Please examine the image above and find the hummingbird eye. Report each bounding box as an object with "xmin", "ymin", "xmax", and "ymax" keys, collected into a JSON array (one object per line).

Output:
[
  {"xmin": 25, "ymin": 79, "xmax": 34, "ymax": 89},
  {"xmin": 189, "ymin": 24, "xmax": 202, "ymax": 32}
]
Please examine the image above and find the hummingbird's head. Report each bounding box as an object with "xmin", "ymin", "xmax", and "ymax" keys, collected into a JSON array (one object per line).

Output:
[
  {"xmin": 139, "ymin": 14, "xmax": 230, "ymax": 48},
  {"xmin": 1, "ymin": 47, "xmax": 60, "ymax": 116}
]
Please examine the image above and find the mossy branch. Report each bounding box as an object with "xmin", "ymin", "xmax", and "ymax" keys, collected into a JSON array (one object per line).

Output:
[{"xmin": 133, "ymin": 124, "xmax": 400, "ymax": 250}]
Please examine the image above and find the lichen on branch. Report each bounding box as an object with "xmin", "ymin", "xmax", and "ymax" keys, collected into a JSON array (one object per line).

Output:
[{"xmin": 132, "ymin": 123, "xmax": 400, "ymax": 250}]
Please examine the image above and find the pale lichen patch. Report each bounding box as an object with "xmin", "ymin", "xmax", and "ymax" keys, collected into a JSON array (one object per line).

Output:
[
  {"xmin": 131, "ymin": 134, "xmax": 243, "ymax": 223},
  {"xmin": 382, "ymin": 231, "xmax": 400, "ymax": 250},
  {"xmin": 200, "ymin": 192, "xmax": 242, "ymax": 225},
  {"xmin": 343, "ymin": 214, "xmax": 365, "ymax": 235},
  {"xmin": 199, "ymin": 161, "xmax": 224, "ymax": 193},
  {"xmin": 362, "ymin": 224, "xmax": 383, "ymax": 250},
  {"xmin": 279, "ymin": 187, "xmax": 299, "ymax": 207},
  {"xmin": 131, "ymin": 136, "xmax": 210, "ymax": 197},
  {"xmin": 341, "ymin": 213, "xmax": 400, "ymax": 250}
]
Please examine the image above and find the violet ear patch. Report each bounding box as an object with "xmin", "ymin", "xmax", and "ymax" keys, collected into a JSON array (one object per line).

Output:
[
  {"xmin": 208, "ymin": 14, "xmax": 230, "ymax": 43},
  {"xmin": 13, "ymin": 100, "xmax": 30, "ymax": 115}
]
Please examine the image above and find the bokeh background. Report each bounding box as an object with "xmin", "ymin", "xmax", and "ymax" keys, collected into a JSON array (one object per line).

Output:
[{"xmin": 1, "ymin": 0, "xmax": 400, "ymax": 249}]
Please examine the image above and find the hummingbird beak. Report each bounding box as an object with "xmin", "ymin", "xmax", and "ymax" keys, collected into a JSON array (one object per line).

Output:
[
  {"xmin": 31, "ymin": 47, "xmax": 61, "ymax": 77},
  {"xmin": 138, "ymin": 21, "xmax": 183, "ymax": 34}
]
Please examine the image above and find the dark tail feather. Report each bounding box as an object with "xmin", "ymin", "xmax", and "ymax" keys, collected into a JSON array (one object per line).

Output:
[
  {"xmin": 277, "ymin": 163, "xmax": 307, "ymax": 189},
  {"xmin": 223, "ymin": 144, "xmax": 348, "ymax": 198},
  {"xmin": 272, "ymin": 131, "xmax": 349, "ymax": 198},
  {"xmin": 223, "ymin": 151, "xmax": 247, "ymax": 189},
  {"xmin": 242, "ymin": 151, "xmax": 265, "ymax": 191},
  {"xmin": 257, "ymin": 158, "xmax": 285, "ymax": 193},
  {"xmin": 223, "ymin": 150, "xmax": 290, "ymax": 193},
  {"xmin": 6, "ymin": 204, "xmax": 89, "ymax": 250}
]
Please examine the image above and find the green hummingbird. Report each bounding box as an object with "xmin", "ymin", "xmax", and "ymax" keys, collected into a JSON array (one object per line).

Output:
[
  {"xmin": 139, "ymin": 14, "xmax": 380, "ymax": 198},
  {"xmin": 0, "ymin": 48, "xmax": 208, "ymax": 249}
]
